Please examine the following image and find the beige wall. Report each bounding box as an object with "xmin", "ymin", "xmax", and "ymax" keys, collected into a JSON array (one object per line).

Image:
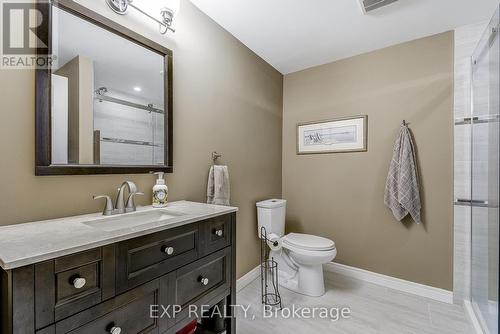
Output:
[
  {"xmin": 0, "ymin": 0, "xmax": 283, "ymax": 278},
  {"xmin": 283, "ymin": 32, "xmax": 454, "ymax": 290}
]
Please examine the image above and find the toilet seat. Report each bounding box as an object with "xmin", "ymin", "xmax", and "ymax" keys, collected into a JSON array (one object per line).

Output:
[
  {"xmin": 282, "ymin": 242, "xmax": 337, "ymax": 259},
  {"xmin": 276, "ymin": 233, "xmax": 337, "ymax": 297},
  {"xmin": 283, "ymin": 233, "xmax": 335, "ymax": 251}
]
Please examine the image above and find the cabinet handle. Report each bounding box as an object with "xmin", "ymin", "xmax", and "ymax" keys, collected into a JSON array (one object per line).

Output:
[
  {"xmin": 199, "ymin": 276, "xmax": 209, "ymax": 286},
  {"xmin": 163, "ymin": 246, "xmax": 174, "ymax": 255},
  {"xmin": 109, "ymin": 326, "xmax": 122, "ymax": 334},
  {"xmin": 72, "ymin": 277, "xmax": 86, "ymax": 289},
  {"xmin": 214, "ymin": 229, "xmax": 223, "ymax": 237}
]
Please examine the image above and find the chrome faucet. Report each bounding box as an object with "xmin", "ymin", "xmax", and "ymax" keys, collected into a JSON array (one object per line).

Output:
[
  {"xmin": 115, "ymin": 181, "xmax": 137, "ymax": 214},
  {"xmin": 93, "ymin": 181, "xmax": 144, "ymax": 216}
]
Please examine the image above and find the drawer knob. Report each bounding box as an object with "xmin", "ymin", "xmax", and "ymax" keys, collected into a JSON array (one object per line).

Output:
[
  {"xmin": 215, "ymin": 229, "xmax": 223, "ymax": 237},
  {"xmin": 199, "ymin": 276, "xmax": 209, "ymax": 286},
  {"xmin": 163, "ymin": 246, "xmax": 174, "ymax": 255},
  {"xmin": 109, "ymin": 326, "xmax": 122, "ymax": 334},
  {"xmin": 72, "ymin": 277, "xmax": 86, "ymax": 289}
]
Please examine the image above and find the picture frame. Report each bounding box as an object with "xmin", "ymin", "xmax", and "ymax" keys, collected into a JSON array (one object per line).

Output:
[{"xmin": 297, "ymin": 115, "xmax": 368, "ymax": 154}]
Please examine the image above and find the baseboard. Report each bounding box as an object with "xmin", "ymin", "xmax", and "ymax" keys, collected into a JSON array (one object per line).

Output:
[
  {"xmin": 324, "ymin": 262, "xmax": 454, "ymax": 304},
  {"xmin": 237, "ymin": 262, "xmax": 454, "ymax": 304},
  {"xmin": 236, "ymin": 265, "xmax": 260, "ymax": 292},
  {"xmin": 464, "ymin": 300, "xmax": 486, "ymax": 334}
]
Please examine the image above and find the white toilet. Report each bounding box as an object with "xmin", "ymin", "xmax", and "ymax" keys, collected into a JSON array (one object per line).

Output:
[{"xmin": 257, "ymin": 199, "xmax": 337, "ymax": 297}]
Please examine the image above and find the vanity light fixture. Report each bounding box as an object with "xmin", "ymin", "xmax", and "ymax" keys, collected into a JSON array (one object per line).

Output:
[{"xmin": 105, "ymin": 0, "xmax": 180, "ymax": 34}]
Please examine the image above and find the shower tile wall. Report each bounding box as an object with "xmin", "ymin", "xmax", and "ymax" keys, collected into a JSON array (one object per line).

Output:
[
  {"xmin": 453, "ymin": 22, "xmax": 488, "ymax": 304},
  {"xmin": 94, "ymin": 91, "xmax": 164, "ymax": 166}
]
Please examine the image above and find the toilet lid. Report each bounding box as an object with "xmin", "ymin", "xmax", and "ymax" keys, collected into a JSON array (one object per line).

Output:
[{"xmin": 283, "ymin": 233, "xmax": 335, "ymax": 251}]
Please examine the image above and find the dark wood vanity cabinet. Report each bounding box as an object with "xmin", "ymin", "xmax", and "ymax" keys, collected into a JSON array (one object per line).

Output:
[{"xmin": 0, "ymin": 213, "xmax": 236, "ymax": 334}]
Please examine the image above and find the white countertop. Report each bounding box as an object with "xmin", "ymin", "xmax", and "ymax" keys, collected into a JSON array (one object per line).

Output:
[{"xmin": 0, "ymin": 201, "xmax": 238, "ymax": 270}]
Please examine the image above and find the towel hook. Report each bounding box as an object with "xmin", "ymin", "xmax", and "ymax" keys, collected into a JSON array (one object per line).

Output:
[
  {"xmin": 402, "ymin": 120, "xmax": 407, "ymax": 126},
  {"xmin": 212, "ymin": 151, "xmax": 222, "ymax": 164}
]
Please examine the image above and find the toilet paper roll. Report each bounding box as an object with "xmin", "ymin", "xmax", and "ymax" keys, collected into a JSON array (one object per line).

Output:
[{"xmin": 266, "ymin": 233, "xmax": 282, "ymax": 251}]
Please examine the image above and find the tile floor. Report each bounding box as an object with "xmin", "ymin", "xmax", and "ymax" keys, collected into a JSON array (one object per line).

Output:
[{"xmin": 236, "ymin": 272, "xmax": 473, "ymax": 334}]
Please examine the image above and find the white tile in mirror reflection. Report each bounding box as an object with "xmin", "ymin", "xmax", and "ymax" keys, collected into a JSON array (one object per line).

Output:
[
  {"xmin": 453, "ymin": 205, "xmax": 471, "ymax": 302},
  {"xmin": 472, "ymin": 122, "xmax": 499, "ymax": 164},
  {"xmin": 454, "ymin": 124, "xmax": 471, "ymax": 162},
  {"xmin": 455, "ymin": 22, "xmax": 489, "ymax": 59},
  {"xmin": 453, "ymin": 60, "xmax": 472, "ymax": 119},
  {"xmin": 453, "ymin": 23, "xmax": 489, "ymax": 120},
  {"xmin": 472, "ymin": 86, "xmax": 491, "ymax": 116},
  {"xmin": 454, "ymin": 160, "xmax": 471, "ymax": 199},
  {"xmin": 471, "ymin": 206, "xmax": 491, "ymax": 310},
  {"xmin": 471, "ymin": 160, "xmax": 489, "ymax": 201},
  {"xmin": 100, "ymin": 142, "xmax": 156, "ymax": 165}
]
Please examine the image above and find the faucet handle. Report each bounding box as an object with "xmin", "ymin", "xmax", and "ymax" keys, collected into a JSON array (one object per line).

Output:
[
  {"xmin": 125, "ymin": 192, "xmax": 144, "ymax": 212},
  {"xmin": 93, "ymin": 195, "xmax": 114, "ymax": 216}
]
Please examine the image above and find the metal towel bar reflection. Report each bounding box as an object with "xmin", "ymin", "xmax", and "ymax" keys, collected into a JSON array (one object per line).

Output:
[
  {"xmin": 94, "ymin": 87, "xmax": 164, "ymax": 114},
  {"xmin": 454, "ymin": 198, "xmax": 497, "ymax": 208}
]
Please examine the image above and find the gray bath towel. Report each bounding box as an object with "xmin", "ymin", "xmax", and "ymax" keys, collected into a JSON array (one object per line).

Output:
[
  {"xmin": 384, "ymin": 124, "xmax": 421, "ymax": 224},
  {"xmin": 207, "ymin": 165, "xmax": 230, "ymax": 206}
]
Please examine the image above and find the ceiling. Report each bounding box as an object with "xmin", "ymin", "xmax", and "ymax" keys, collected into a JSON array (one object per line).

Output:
[{"xmin": 190, "ymin": 0, "xmax": 499, "ymax": 74}]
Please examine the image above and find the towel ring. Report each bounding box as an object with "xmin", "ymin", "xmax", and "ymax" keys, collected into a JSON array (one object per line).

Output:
[{"xmin": 212, "ymin": 151, "xmax": 222, "ymax": 164}]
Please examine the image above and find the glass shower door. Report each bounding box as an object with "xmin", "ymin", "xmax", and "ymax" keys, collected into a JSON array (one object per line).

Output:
[{"xmin": 471, "ymin": 6, "xmax": 499, "ymax": 334}]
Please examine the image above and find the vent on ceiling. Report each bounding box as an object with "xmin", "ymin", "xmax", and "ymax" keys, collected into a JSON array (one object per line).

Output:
[{"xmin": 358, "ymin": 0, "xmax": 398, "ymax": 14}]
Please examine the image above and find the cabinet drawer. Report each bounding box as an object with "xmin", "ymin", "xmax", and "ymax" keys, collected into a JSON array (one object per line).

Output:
[
  {"xmin": 35, "ymin": 246, "xmax": 116, "ymax": 329},
  {"xmin": 52, "ymin": 279, "xmax": 165, "ymax": 334},
  {"xmin": 116, "ymin": 223, "xmax": 200, "ymax": 294},
  {"xmin": 56, "ymin": 262, "xmax": 99, "ymax": 300},
  {"xmin": 174, "ymin": 248, "xmax": 231, "ymax": 309},
  {"xmin": 200, "ymin": 215, "xmax": 232, "ymax": 256}
]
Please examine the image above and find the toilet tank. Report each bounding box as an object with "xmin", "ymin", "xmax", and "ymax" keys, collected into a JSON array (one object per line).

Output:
[{"xmin": 256, "ymin": 199, "xmax": 286, "ymax": 238}]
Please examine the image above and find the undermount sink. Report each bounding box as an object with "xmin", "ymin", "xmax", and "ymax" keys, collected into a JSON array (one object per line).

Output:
[{"xmin": 82, "ymin": 209, "xmax": 186, "ymax": 232}]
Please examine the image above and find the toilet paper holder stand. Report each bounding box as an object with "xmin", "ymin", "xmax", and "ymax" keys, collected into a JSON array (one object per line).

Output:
[{"xmin": 260, "ymin": 226, "xmax": 282, "ymax": 309}]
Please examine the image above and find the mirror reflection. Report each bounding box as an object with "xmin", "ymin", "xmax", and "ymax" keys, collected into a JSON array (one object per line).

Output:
[{"xmin": 50, "ymin": 6, "xmax": 166, "ymax": 166}]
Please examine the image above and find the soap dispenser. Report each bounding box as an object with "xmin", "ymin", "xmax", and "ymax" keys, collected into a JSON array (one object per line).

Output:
[{"xmin": 152, "ymin": 172, "xmax": 168, "ymax": 208}]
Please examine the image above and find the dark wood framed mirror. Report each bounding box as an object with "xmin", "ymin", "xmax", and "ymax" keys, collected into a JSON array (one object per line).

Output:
[{"xmin": 35, "ymin": 0, "xmax": 173, "ymax": 175}]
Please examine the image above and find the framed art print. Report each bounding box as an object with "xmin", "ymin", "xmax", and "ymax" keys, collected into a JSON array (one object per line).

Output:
[{"xmin": 297, "ymin": 115, "xmax": 367, "ymax": 154}]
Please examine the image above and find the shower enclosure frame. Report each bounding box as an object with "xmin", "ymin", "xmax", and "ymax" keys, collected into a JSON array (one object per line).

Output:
[{"xmin": 470, "ymin": 6, "xmax": 500, "ymax": 333}]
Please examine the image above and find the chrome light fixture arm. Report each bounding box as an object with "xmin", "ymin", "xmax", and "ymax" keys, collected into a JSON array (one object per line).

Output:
[
  {"xmin": 105, "ymin": 0, "xmax": 177, "ymax": 34},
  {"xmin": 106, "ymin": 0, "xmax": 129, "ymax": 15}
]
